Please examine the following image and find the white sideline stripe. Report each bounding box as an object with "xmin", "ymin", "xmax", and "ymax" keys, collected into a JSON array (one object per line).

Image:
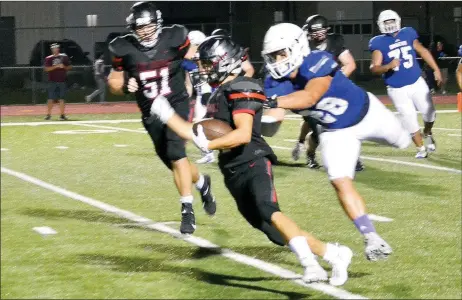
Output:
[
  {"xmin": 0, "ymin": 166, "xmax": 366, "ymax": 300},
  {"xmin": 76, "ymin": 123, "xmax": 146, "ymax": 133},
  {"xmin": 55, "ymin": 146, "xmax": 69, "ymax": 150},
  {"xmin": 270, "ymin": 146, "xmax": 462, "ymax": 174},
  {"xmin": 368, "ymin": 214, "xmax": 394, "ymax": 223},
  {"xmin": 1, "ymin": 119, "xmax": 141, "ymax": 126},
  {"xmin": 1, "ymin": 148, "xmax": 9, "ymax": 151},
  {"xmin": 448, "ymin": 134, "xmax": 462, "ymax": 137}
]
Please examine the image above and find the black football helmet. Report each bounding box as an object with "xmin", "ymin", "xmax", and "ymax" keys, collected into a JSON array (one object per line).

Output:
[
  {"xmin": 198, "ymin": 36, "xmax": 244, "ymax": 87},
  {"xmin": 126, "ymin": 1, "xmax": 163, "ymax": 48},
  {"xmin": 302, "ymin": 14, "xmax": 330, "ymax": 42},
  {"xmin": 211, "ymin": 28, "xmax": 230, "ymax": 37}
]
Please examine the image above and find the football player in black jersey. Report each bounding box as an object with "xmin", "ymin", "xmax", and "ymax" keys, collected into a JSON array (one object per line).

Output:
[
  {"xmin": 293, "ymin": 14, "xmax": 364, "ymax": 171},
  {"xmin": 107, "ymin": 1, "xmax": 216, "ymax": 235},
  {"xmin": 149, "ymin": 36, "xmax": 353, "ymax": 286},
  {"xmin": 210, "ymin": 28, "xmax": 255, "ymax": 78}
]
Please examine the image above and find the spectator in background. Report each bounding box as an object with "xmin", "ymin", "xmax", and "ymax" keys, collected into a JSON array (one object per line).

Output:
[
  {"xmin": 424, "ymin": 41, "xmax": 436, "ymax": 94},
  {"xmin": 434, "ymin": 41, "xmax": 448, "ymax": 94},
  {"xmin": 44, "ymin": 43, "xmax": 71, "ymax": 120},
  {"xmin": 85, "ymin": 54, "xmax": 107, "ymax": 104},
  {"xmin": 457, "ymin": 57, "xmax": 462, "ymax": 92},
  {"xmin": 458, "ymin": 45, "xmax": 462, "ymax": 57}
]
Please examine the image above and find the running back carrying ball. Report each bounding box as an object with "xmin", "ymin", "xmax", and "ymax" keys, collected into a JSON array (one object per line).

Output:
[{"xmin": 193, "ymin": 119, "xmax": 233, "ymax": 140}]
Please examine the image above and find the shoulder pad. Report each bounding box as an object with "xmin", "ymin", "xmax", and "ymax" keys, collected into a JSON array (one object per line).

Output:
[
  {"xmin": 60, "ymin": 53, "xmax": 68, "ymax": 57},
  {"xmin": 162, "ymin": 24, "xmax": 188, "ymax": 44},
  {"xmin": 109, "ymin": 35, "xmax": 137, "ymax": 56}
]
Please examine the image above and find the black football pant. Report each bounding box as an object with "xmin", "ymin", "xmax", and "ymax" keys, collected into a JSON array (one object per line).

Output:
[
  {"xmin": 220, "ymin": 157, "xmax": 286, "ymax": 246},
  {"xmin": 143, "ymin": 99, "xmax": 190, "ymax": 170}
]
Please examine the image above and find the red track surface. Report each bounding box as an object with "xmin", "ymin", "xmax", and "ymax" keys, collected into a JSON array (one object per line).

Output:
[{"xmin": 0, "ymin": 95, "xmax": 457, "ymax": 117}]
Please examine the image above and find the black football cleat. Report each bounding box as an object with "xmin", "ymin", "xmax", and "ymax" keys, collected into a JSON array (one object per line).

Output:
[
  {"xmin": 355, "ymin": 160, "xmax": 365, "ymax": 172},
  {"xmin": 307, "ymin": 154, "xmax": 321, "ymax": 169},
  {"xmin": 44, "ymin": 115, "xmax": 51, "ymax": 120},
  {"xmin": 59, "ymin": 115, "xmax": 69, "ymax": 121},
  {"xmin": 199, "ymin": 175, "xmax": 216, "ymax": 216},
  {"xmin": 180, "ymin": 203, "xmax": 196, "ymax": 235}
]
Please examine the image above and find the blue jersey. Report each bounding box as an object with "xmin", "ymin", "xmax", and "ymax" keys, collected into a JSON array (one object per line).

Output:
[
  {"xmin": 369, "ymin": 27, "xmax": 421, "ymax": 88},
  {"xmin": 264, "ymin": 51, "xmax": 369, "ymax": 130},
  {"xmin": 182, "ymin": 59, "xmax": 198, "ymax": 73}
]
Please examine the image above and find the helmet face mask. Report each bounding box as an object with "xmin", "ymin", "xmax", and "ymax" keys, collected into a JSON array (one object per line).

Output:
[
  {"xmin": 127, "ymin": 2, "xmax": 163, "ymax": 48},
  {"xmin": 198, "ymin": 37, "xmax": 243, "ymax": 87},
  {"xmin": 303, "ymin": 15, "xmax": 329, "ymax": 43},
  {"xmin": 377, "ymin": 10, "xmax": 401, "ymax": 34},
  {"xmin": 262, "ymin": 23, "xmax": 310, "ymax": 79}
]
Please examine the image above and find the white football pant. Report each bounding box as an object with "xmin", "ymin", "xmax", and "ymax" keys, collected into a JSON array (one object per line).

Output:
[{"xmin": 320, "ymin": 93, "xmax": 411, "ymax": 180}]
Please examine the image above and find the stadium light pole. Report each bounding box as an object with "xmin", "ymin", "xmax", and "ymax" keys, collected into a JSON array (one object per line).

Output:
[
  {"xmin": 455, "ymin": 7, "xmax": 461, "ymax": 46},
  {"xmin": 86, "ymin": 14, "xmax": 98, "ymax": 60}
]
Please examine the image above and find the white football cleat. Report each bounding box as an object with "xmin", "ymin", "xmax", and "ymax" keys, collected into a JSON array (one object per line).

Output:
[
  {"xmin": 415, "ymin": 146, "xmax": 428, "ymax": 159},
  {"xmin": 424, "ymin": 135, "xmax": 436, "ymax": 152},
  {"xmin": 196, "ymin": 152, "xmax": 215, "ymax": 164},
  {"xmin": 364, "ymin": 232, "xmax": 392, "ymax": 261},
  {"xmin": 302, "ymin": 260, "xmax": 328, "ymax": 283},
  {"xmin": 323, "ymin": 243, "xmax": 353, "ymax": 286},
  {"xmin": 292, "ymin": 142, "xmax": 306, "ymax": 161}
]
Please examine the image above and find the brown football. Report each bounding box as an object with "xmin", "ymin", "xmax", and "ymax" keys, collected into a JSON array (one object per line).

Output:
[{"xmin": 192, "ymin": 119, "xmax": 233, "ymax": 140}]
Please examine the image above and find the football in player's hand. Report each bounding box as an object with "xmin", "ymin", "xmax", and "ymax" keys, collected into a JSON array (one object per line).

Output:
[{"xmin": 193, "ymin": 119, "xmax": 233, "ymax": 140}]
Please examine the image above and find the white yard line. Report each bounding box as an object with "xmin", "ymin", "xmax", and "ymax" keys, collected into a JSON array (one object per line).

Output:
[
  {"xmin": 1, "ymin": 166, "xmax": 366, "ymax": 300},
  {"xmin": 32, "ymin": 226, "xmax": 58, "ymax": 235},
  {"xmin": 448, "ymin": 134, "xmax": 462, "ymax": 137},
  {"xmin": 270, "ymin": 146, "xmax": 461, "ymax": 174},
  {"xmin": 76, "ymin": 123, "xmax": 146, "ymax": 134},
  {"xmin": 368, "ymin": 214, "xmax": 394, "ymax": 223}
]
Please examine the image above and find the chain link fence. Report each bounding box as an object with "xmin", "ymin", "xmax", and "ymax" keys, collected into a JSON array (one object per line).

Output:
[{"xmin": 1, "ymin": 57, "xmax": 460, "ymax": 106}]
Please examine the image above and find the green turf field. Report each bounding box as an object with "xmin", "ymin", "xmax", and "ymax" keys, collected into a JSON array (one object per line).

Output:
[{"xmin": 1, "ymin": 107, "xmax": 461, "ymax": 299}]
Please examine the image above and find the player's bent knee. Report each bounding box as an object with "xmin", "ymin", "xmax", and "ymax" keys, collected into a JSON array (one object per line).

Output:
[
  {"xmin": 422, "ymin": 110, "xmax": 436, "ymax": 123},
  {"xmin": 259, "ymin": 222, "xmax": 286, "ymax": 246},
  {"xmin": 395, "ymin": 132, "xmax": 412, "ymax": 149},
  {"xmin": 166, "ymin": 141, "xmax": 187, "ymax": 162},
  {"xmin": 258, "ymin": 202, "xmax": 280, "ymax": 224}
]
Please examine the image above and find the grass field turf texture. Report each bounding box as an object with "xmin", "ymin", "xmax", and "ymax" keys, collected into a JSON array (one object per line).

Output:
[{"xmin": 1, "ymin": 105, "xmax": 461, "ymax": 299}]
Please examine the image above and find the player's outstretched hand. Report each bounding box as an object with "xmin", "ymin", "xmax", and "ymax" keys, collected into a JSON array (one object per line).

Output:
[
  {"xmin": 388, "ymin": 59, "xmax": 400, "ymax": 71},
  {"xmin": 434, "ymin": 70, "xmax": 443, "ymax": 87},
  {"xmin": 150, "ymin": 95, "xmax": 174, "ymax": 124},
  {"xmin": 263, "ymin": 95, "xmax": 278, "ymax": 109},
  {"xmin": 191, "ymin": 125, "xmax": 210, "ymax": 153},
  {"xmin": 127, "ymin": 77, "xmax": 139, "ymax": 93}
]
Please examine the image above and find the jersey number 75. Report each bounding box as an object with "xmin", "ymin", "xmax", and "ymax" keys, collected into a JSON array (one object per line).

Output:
[{"xmin": 387, "ymin": 46, "xmax": 414, "ymax": 71}]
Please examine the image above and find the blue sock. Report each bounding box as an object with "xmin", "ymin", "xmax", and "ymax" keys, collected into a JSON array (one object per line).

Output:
[{"xmin": 353, "ymin": 215, "xmax": 376, "ymax": 235}]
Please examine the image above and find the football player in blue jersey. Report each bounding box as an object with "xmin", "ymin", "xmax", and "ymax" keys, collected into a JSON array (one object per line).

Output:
[
  {"xmin": 183, "ymin": 30, "xmax": 216, "ymax": 164},
  {"xmin": 261, "ymin": 23, "xmax": 412, "ymax": 261},
  {"xmin": 369, "ymin": 10, "xmax": 442, "ymax": 159}
]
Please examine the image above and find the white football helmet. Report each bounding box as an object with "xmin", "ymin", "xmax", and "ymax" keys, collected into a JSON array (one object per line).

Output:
[
  {"xmin": 188, "ymin": 30, "xmax": 207, "ymax": 46},
  {"xmin": 261, "ymin": 23, "xmax": 310, "ymax": 79},
  {"xmin": 377, "ymin": 10, "xmax": 401, "ymax": 34}
]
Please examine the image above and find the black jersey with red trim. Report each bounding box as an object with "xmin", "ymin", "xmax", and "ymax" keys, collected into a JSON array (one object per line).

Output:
[
  {"xmin": 205, "ymin": 77, "xmax": 276, "ymax": 168},
  {"xmin": 109, "ymin": 25, "xmax": 190, "ymax": 118},
  {"xmin": 309, "ymin": 34, "xmax": 346, "ymax": 62}
]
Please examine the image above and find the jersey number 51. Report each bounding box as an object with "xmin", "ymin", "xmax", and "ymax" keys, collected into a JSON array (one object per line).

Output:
[
  {"xmin": 139, "ymin": 68, "xmax": 172, "ymax": 100},
  {"xmin": 387, "ymin": 46, "xmax": 413, "ymax": 71}
]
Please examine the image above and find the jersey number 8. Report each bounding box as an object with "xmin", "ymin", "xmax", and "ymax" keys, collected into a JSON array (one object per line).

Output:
[
  {"xmin": 139, "ymin": 68, "xmax": 172, "ymax": 100},
  {"xmin": 387, "ymin": 46, "xmax": 413, "ymax": 71}
]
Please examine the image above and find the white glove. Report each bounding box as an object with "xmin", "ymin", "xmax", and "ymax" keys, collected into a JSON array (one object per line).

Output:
[
  {"xmin": 127, "ymin": 77, "xmax": 139, "ymax": 93},
  {"xmin": 150, "ymin": 95, "xmax": 174, "ymax": 124},
  {"xmin": 191, "ymin": 124, "xmax": 210, "ymax": 153}
]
